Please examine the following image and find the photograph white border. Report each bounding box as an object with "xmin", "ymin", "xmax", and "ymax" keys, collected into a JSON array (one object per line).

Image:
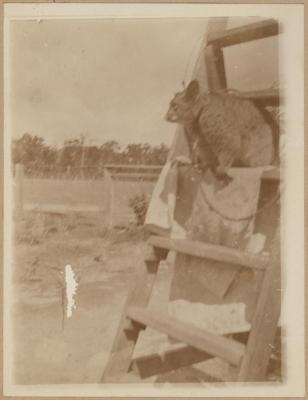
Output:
[{"xmin": 3, "ymin": 3, "xmax": 305, "ymax": 397}]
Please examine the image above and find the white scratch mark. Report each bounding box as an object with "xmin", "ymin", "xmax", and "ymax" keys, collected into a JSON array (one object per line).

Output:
[{"xmin": 65, "ymin": 264, "xmax": 78, "ymax": 318}]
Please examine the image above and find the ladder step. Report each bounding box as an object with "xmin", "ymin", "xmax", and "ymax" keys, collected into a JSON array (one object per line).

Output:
[
  {"xmin": 130, "ymin": 343, "xmax": 213, "ymax": 378},
  {"xmin": 148, "ymin": 236, "xmax": 267, "ymax": 270},
  {"xmin": 127, "ymin": 306, "xmax": 245, "ymax": 366}
]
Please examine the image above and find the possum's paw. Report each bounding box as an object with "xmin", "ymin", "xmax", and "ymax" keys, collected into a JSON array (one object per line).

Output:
[
  {"xmin": 213, "ymin": 171, "xmax": 233, "ymax": 191},
  {"xmin": 214, "ymin": 165, "xmax": 233, "ymax": 185},
  {"xmin": 171, "ymin": 156, "xmax": 192, "ymax": 167},
  {"xmin": 218, "ymin": 173, "xmax": 233, "ymax": 185}
]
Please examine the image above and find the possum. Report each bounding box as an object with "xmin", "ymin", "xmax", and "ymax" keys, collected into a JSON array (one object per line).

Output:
[{"xmin": 166, "ymin": 80, "xmax": 278, "ymax": 181}]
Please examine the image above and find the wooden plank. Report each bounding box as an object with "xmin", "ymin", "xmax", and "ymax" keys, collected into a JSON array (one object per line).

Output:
[
  {"xmin": 231, "ymin": 87, "xmax": 279, "ymax": 100},
  {"xmin": 23, "ymin": 203, "xmax": 99, "ymax": 214},
  {"xmin": 207, "ymin": 19, "xmax": 279, "ymax": 48},
  {"xmin": 110, "ymin": 172, "xmax": 159, "ymax": 181},
  {"xmin": 148, "ymin": 236, "xmax": 267, "ymax": 270},
  {"xmin": 130, "ymin": 344, "xmax": 213, "ymax": 379},
  {"xmin": 127, "ymin": 306, "xmax": 245, "ymax": 366},
  {"xmin": 101, "ymin": 256, "xmax": 163, "ymax": 382},
  {"xmin": 130, "ymin": 340, "xmax": 280, "ymax": 380},
  {"xmin": 225, "ymin": 88, "xmax": 280, "ymax": 106},
  {"xmin": 238, "ymin": 225, "xmax": 281, "ymax": 381},
  {"xmin": 104, "ymin": 164, "xmax": 162, "ymax": 181},
  {"xmin": 105, "ymin": 164, "xmax": 163, "ymax": 171}
]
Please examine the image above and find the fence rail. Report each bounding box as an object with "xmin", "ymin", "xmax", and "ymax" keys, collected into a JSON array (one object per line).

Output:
[
  {"xmin": 17, "ymin": 163, "xmax": 163, "ymax": 181},
  {"xmin": 105, "ymin": 164, "xmax": 163, "ymax": 170},
  {"xmin": 105, "ymin": 164, "xmax": 162, "ymax": 182},
  {"xmin": 13, "ymin": 163, "xmax": 160, "ymax": 227}
]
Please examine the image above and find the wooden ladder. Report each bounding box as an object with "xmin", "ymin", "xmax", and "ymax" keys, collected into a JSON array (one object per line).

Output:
[
  {"xmin": 102, "ymin": 18, "xmax": 281, "ymax": 383},
  {"xmin": 101, "ymin": 170, "xmax": 281, "ymax": 383}
]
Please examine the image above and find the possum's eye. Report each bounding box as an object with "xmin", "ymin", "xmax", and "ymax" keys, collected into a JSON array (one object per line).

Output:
[{"xmin": 171, "ymin": 103, "xmax": 178, "ymax": 111}]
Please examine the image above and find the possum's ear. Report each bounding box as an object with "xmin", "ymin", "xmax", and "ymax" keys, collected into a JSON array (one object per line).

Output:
[{"xmin": 185, "ymin": 80, "xmax": 200, "ymax": 101}]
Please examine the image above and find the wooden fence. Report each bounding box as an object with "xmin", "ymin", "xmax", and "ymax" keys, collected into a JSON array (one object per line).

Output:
[
  {"xmin": 104, "ymin": 164, "xmax": 162, "ymax": 182},
  {"xmin": 13, "ymin": 163, "xmax": 162, "ymax": 228},
  {"xmin": 19, "ymin": 163, "xmax": 163, "ymax": 181}
]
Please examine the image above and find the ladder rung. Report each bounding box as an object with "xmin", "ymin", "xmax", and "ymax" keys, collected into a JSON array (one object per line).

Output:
[
  {"xmin": 207, "ymin": 18, "xmax": 279, "ymax": 48},
  {"xmin": 261, "ymin": 168, "xmax": 281, "ymax": 181},
  {"xmin": 221, "ymin": 89, "xmax": 280, "ymax": 107},
  {"xmin": 148, "ymin": 236, "xmax": 267, "ymax": 270},
  {"xmin": 127, "ymin": 306, "xmax": 245, "ymax": 366},
  {"xmin": 130, "ymin": 344, "xmax": 213, "ymax": 378}
]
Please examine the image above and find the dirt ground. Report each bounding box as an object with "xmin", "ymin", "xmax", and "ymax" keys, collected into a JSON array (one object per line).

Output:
[
  {"xmin": 11, "ymin": 211, "xmax": 281, "ymax": 385},
  {"xmin": 12, "ymin": 211, "xmax": 172, "ymax": 384}
]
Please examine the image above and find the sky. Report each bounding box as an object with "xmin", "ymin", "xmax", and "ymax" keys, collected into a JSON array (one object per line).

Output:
[
  {"xmin": 9, "ymin": 17, "xmax": 278, "ymax": 147},
  {"xmin": 10, "ymin": 18, "xmax": 209, "ymax": 147}
]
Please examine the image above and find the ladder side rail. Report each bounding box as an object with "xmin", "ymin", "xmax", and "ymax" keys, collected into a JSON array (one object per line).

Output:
[{"xmin": 101, "ymin": 246, "xmax": 168, "ymax": 382}]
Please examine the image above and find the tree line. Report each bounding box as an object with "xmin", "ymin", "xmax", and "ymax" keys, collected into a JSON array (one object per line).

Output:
[{"xmin": 12, "ymin": 133, "xmax": 169, "ymax": 178}]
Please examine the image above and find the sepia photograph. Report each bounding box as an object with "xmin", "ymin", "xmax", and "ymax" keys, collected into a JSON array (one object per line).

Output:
[{"xmin": 3, "ymin": 3, "xmax": 305, "ymax": 397}]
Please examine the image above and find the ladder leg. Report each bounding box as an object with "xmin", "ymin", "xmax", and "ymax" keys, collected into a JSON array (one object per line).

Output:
[
  {"xmin": 238, "ymin": 225, "xmax": 281, "ymax": 381},
  {"xmin": 101, "ymin": 245, "xmax": 168, "ymax": 382}
]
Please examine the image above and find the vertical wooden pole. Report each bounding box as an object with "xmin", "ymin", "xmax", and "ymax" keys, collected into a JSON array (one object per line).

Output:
[
  {"xmin": 104, "ymin": 167, "xmax": 114, "ymax": 229},
  {"xmin": 15, "ymin": 164, "xmax": 24, "ymax": 217},
  {"xmin": 204, "ymin": 18, "xmax": 228, "ymax": 91},
  {"xmin": 80, "ymin": 134, "xmax": 85, "ymax": 180},
  {"xmin": 238, "ymin": 224, "xmax": 281, "ymax": 381},
  {"xmin": 66, "ymin": 165, "xmax": 71, "ymax": 179},
  {"xmin": 204, "ymin": 44, "xmax": 227, "ymax": 91}
]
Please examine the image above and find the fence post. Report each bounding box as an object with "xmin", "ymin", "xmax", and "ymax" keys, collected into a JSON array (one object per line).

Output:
[
  {"xmin": 104, "ymin": 168, "xmax": 114, "ymax": 229},
  {"xmin": 66, "ymin": 166, "xmax": 71, "ymax": 179},
  {"xmin": 15, "ymin": 163, "xmax": 24, "ymax": 216}
]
